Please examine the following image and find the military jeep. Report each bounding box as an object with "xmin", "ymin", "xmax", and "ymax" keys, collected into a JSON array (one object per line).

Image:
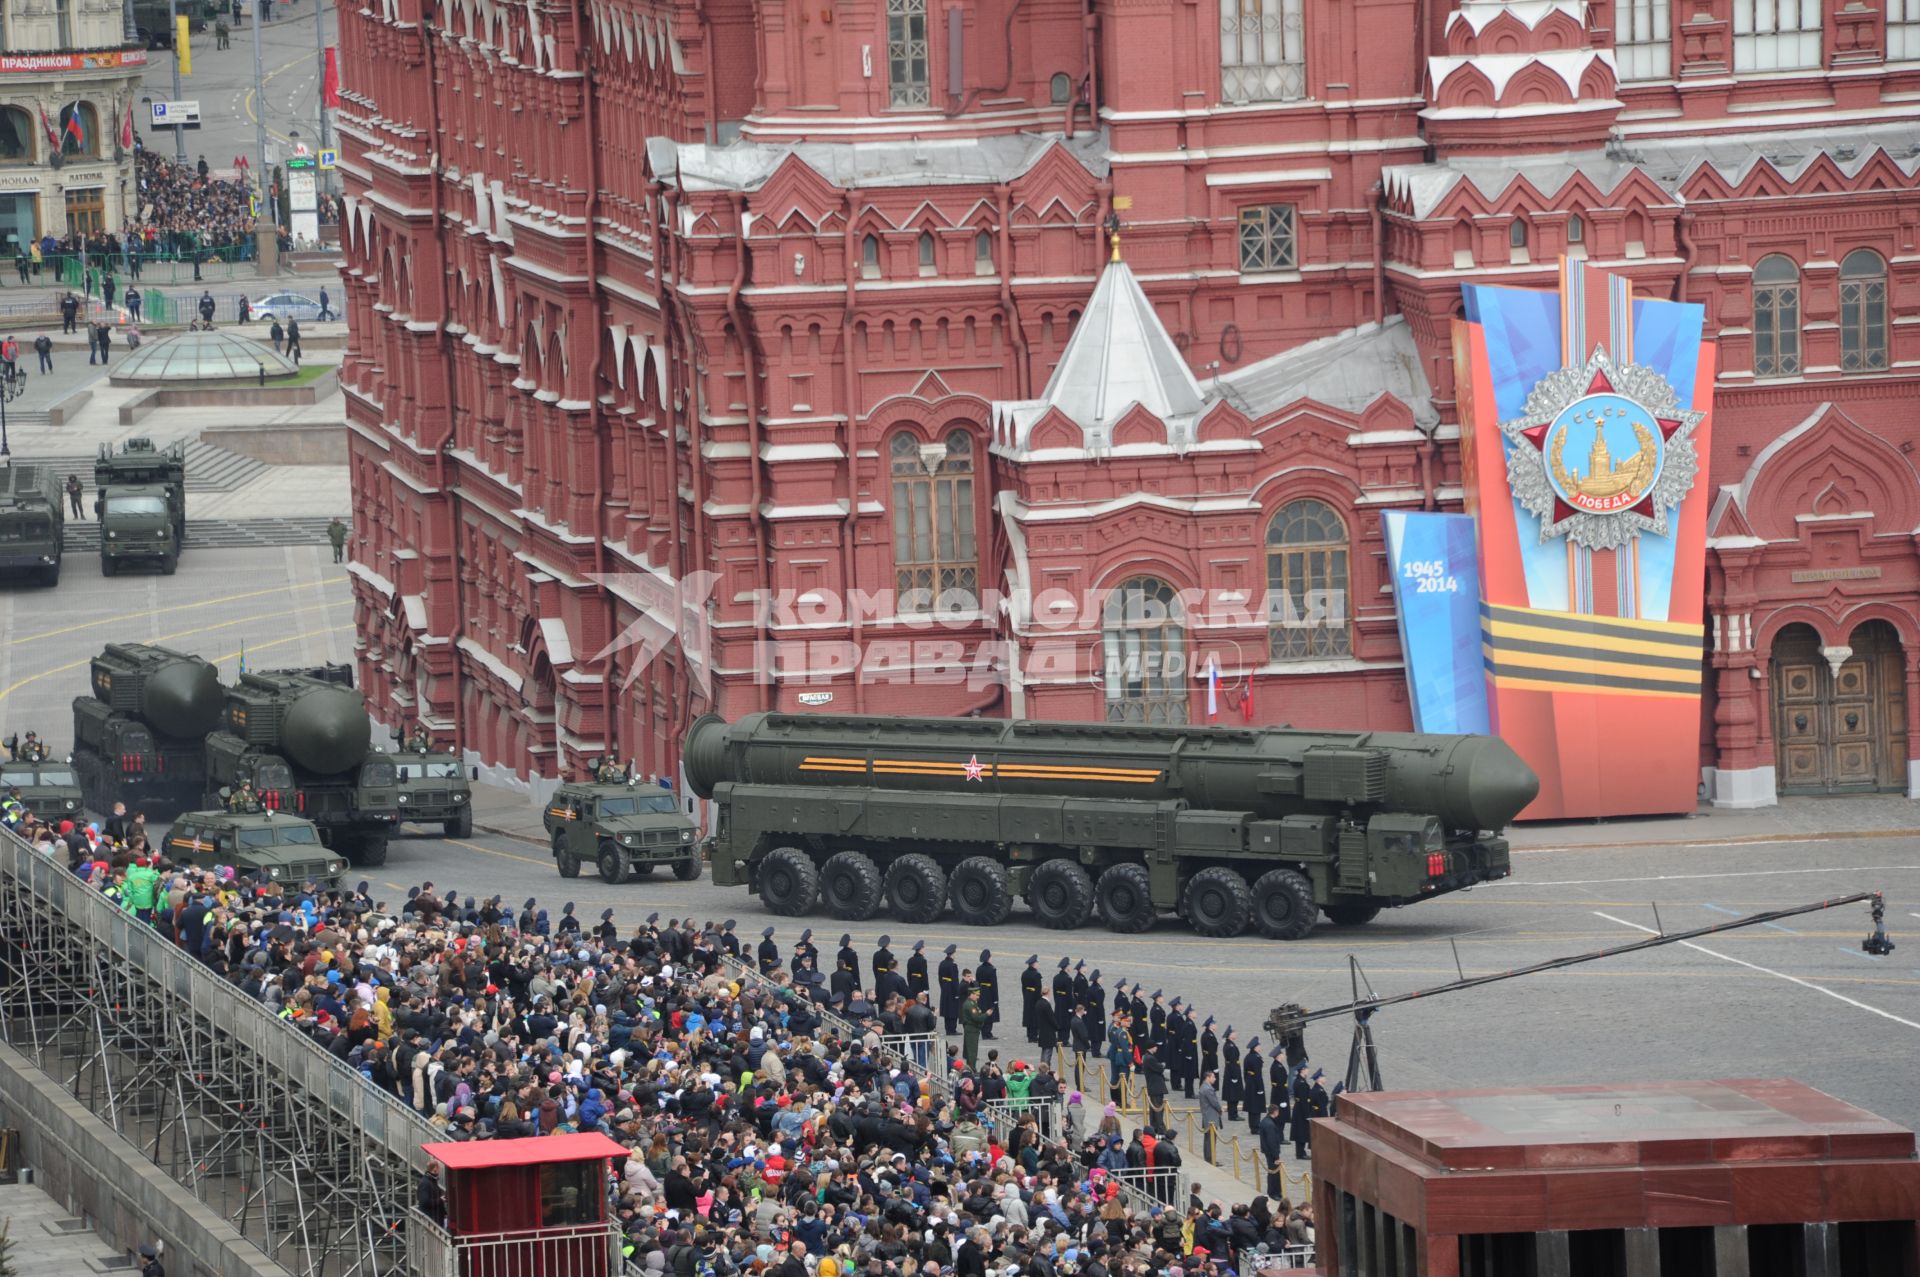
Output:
[
  {"xmin": 164, "ymin": 808, "xmax": 349, "ymax": 888},
  {"xmin": 543, "ymin": 777, "xmax": 700, "ymax": 884},
  {"xmin": 0, "ymin": 758, "xmax": 83, "ymax": 819},
  {"xmin": 390, "ymin": 749, "xmax": 475, "ymax": 837}
]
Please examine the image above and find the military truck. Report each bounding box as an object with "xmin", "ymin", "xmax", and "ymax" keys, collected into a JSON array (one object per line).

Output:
[
  {"xmin": 0, "ymin": 757, "xmax": 83, "ymax": 818},
  {"xmin": 164, "ymin": 809, "xmax": 349, "ymax": 889},
  {"xmin": 202, "ymin": 665, "xmax": 399, "ymax": 866},
  {"xmin": 685, "ymin": 713, "xmax": 1538, "ymax": 939},
  {"xmin": 95, "ymin": 438, "xmax": 185, "ymax": 576},
  {"xmin": 0, "ymin": 464, "xmax": 64, "ymax": 587},
  {"xmin": 72, "ymin": 643, "xmax": 226, "ymax": 819},
  {"xmin": 545, "ymin": 766, "xmax": 700, "ymax": 883},
  {"xmin": 389, "ymin": 736, "xmax": 475, "ymax": 838}
]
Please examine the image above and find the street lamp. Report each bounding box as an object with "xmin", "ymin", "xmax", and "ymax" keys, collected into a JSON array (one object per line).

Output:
[{"xmin": 0, "ymin": 367, "xmax": 28, "ymax": 460}]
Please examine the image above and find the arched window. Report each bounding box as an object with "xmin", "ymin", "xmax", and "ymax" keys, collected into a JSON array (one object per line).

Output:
[
  {"xmin": 1050, "ymin": 72, "xmax": 1073, "ymax": 104},
  {"xmin": 1566, "ymin": 213, "xmax": 1585, "ymax": 244},
  {"xmin": 917, "ymin": 231, "xmax": 936, "ymax": 275},
  {"xmin": 58, "ymin": 101, "xmax": 98, "ymax": 159},
  {"xmin": 1508, "ymin": 218, "xmax": 1529, "ymax": 249},
  {"xmin": 860, "ymin": 234, "xmax": 880, "ymax": 280},
  {"xmin": 1839, "ymin": 249, "xmax": 1888, "ymax": 373},
  {"xmin": 1267, "ymin": 498, "xmax": 1351, "ymax": 660},
  {"xmin": 0, "ymin": 108, "xmax": 33, "ymax": 164},
  {"xmin": 1752, "ymin": 254, "xmax": 1800, "ymax": 377},
  {"xmin": 890, "ymin": 430, "xmax": 977, "ymax": 613},
  {"xmin": 973, "ymin": 231, "xmax": 993, "ymax": 275},
  {"xmin": 1102, "ymin": 576, "xmax": 1188, "ymax": 724}
]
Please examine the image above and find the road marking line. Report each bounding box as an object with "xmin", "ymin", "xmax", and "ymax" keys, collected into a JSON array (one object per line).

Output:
[
  {"xmin": 1517, "ymin": 866, "xmax": 1920, "ymax": 887},
  {"xmin": 11, "ymin": 575, "xmax": 346, "ymax": 644},
  {"xmin": 1702, "ymin": 901, "xmax": 1796, "ymax": 934},
  {"xmin": 1518, "ymin": 830, "xmax": 1920, "ymax": 854},
  {"xmin": 1593, "ymin": 911, "xmax": 1920, "ymax": 1032}
]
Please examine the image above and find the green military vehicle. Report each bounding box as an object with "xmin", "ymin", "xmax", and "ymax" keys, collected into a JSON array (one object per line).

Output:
[
  {"xmin": 389, "ymin": 731, "xmax": 475, "ymax": 838},
  {"xmin": 0, "ymin": 757, "xmax": 83, "ymax": 818},
  {"xmin": 544, "ymin": 763, "xmax": 700, "ymax": 883},
  {"xmin": 684, "ymin": 713, "xmax": 1539, "ymax": 940},
  {"xmin": 96, "ymin": 438, "xmax": 186, "ymax": 576},
  {"xmin": 164, "ymin": 808, "xmax": 349, "ymax": 888},
  {"xmin": 0, "ymin": 464, "xmax": 64, "ymax": 587}
]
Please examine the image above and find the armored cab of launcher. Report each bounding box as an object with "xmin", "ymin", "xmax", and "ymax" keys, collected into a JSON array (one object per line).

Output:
[
  {"xmin": 685, "ymin": 713, "xmax": 1538, "ymax": 940},
  {"xmin": 202, "ymin": 668, "xmax": 398, "ymax": 866},
  {"xmin": 544, "ymin": 767, "xmax": 699, "ymax": 884},
  {"xmin": 0, "ymin": 465, "xmax": 64, "ymax": 587},
  {"xmin": 95, "ymin": 438, "xmax": 185, "ymax": 576},
  {"xmin": 71, "ymin": 643, "xmax": 225, "ymax": 818}
]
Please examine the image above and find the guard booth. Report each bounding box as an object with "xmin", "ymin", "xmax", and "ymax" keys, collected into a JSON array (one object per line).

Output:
[{"xmin": 411, "ymin": 1133, "xmax": 629, "ymax": 1277}]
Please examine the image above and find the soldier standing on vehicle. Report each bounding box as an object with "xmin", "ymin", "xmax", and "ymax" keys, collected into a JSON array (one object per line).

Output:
[
  {"xmin": 228, "ymin": 781, "xmax": 260, "ymax": 813},
  {"xmin": 327, "ymin": 517, "xmax": 347, "ymax": 563}
]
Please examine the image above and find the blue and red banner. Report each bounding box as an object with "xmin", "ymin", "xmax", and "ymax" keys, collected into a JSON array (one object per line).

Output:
[{"xmin": 1452, "ymin": 260, "xmax": 1715, "ymax": 819}]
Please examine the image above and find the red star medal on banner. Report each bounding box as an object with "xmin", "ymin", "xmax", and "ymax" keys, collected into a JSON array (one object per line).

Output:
[{"xmin": 963, "ymin": 754, "xmax": 985, "ymax": 782}]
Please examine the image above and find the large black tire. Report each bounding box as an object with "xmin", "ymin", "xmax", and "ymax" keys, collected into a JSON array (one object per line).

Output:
[
  {"xmin": 759, "ymin": 846, "xmax": 821, "ymax": 916},
  {"xmin": 1183, "ymin": 866, "xmax": 1254, "ymax": 938},
  {"xmin": 443, "ymin": 808, "xmax": 473, "ymax": 839},
  {"xmin": 554, "ymin": 833, "xmax": 581, "ymax": 878},
  {"xmin": 821, "ymin": 850, "xmax": 884, "ymax": 920},
  {"xmin": 884, "ymin": 854, "xmax": 947, "ymax": 923},
  {"xmin": 1028, "ymin": 859, "xmax": 1096, "ymax": 929},
  {"xmin": 100, "ymin": 556, "xmax": 116, "ymax": 577},
  {"xmin": 1323, "ymin": 901, "xmax": 1382, "ymax": 927},
  {"xmin": 598, "ymin": 841, "xmax": 631, "ymax": 885},
  {"xmin": 1096, "ymin": 863, "xmax": 1156, "ymax": 933},
  {"xmin": 160, "ymin": 553, "xmax": 177, "ymax": 576},
  {"xmin": 949, "ymin": 856, "xmax": 1013, "ymax": 926},
  {"xmin": 1252, "ymin": 869, "xmax": 1317, "ymax": 940},
  {"xmin": 39, "ymin": 564, "xmax": 58, "ymax": 587},
  {"xmin": 673, "ymin": 855, "xmax": 702, "ymax": 881},
  {"xmin": 354, "ymin": 836, "xmax": 389, "ymax": 868}
]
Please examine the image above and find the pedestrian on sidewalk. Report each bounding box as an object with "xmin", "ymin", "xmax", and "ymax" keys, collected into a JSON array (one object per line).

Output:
[
  {"xmin": 60, "ymin": 292, "xmax": 79, "ymax": 333},
  {"xmin": 238, "ymin": 294, "xmax": 252, "ymax": 324},
  {"xmin": 126, "ymin": 324, "xmax": 142, "ymax": 351},
  {"xmin": 327, "ymin": 517, "xmax": 347, "ymax": 563},
  {"xmin": 317, "ymin": 286, "xmax": 334, "ymax": 321},
  {"xmin": 35, "ymin": 333, "xmax": 52, "ymax": 373},
  {"xmin": 88, "ymin": 322, "xmax": 101, "ymax": 365},
  {"xmin": 215, "ymin": 15, "xmax": 229, "ymax": 46},
  {"xmin": 102, "ymin": 273, "xmax": 116, "ymax": 310},
  {"xmin": 126, "ymin": 285, "xmax": 142, "ymax": 321},
  {"xmin": 13, "ymin": 249, "xmax": 27, "ymax": 284},
  {"xmin": 29, "ymin": 240, "xmax": 42, "ymax": 278},
  {"xmin": 269, "ymin": 318, "xmax": 283, "ymax": 353},
  {"xmin": 286, "ymin": 318, "xmax": 302, "ymax": 364},
  {"xmin": 1, "ymin": 334, "xmax": 17, "ymax": 378},
  {"xmin": 198, "ymin": 290, "xmax": 216, "ymax": 324},
  {"xmin": 66, "ymin": 475, "xmax": 84, "ymax": 519}
]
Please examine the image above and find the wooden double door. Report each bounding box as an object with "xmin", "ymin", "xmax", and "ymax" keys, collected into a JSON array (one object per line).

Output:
[{"xmin": 1772, "ymin": 621, "xmax": 1910, "ymax": 793}]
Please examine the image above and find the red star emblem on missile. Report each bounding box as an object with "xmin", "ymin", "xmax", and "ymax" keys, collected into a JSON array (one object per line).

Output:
[{"xmin": 963, "ymin": 754, "xmax": 985, "ymax": 782}]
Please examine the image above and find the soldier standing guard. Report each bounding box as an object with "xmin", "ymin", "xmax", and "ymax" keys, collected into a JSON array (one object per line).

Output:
[
  {"xmin": 1019, "ymin": 955, "xmax": 1045, "ymax": 1043},
  {"xmin": 871, "ymin": 933, "xmax": 896, "ymax": 984},
  {"xmin": 791, "ymin": 927, "xmax": 819, "ymax": 975},
  {"xmin": 1243, "ymin": 1037, "xmax": 1267, "ymax": 1136},
  {"xmin": 1222, "ymin": 1026, "xmax": 1243, "ymax": 1122},
  {"xmin": 974, "ymin": 949, "xmax": 1000, "ymax": 1038},
  {"xmin": 718, "ymin": 919, "xmax": 741, "ymax": 958},
  {"xmin": 836, "ymin": 932, "xmax": 861, "ymax": 991},
  {"xmin": 1051, "ymin": 958, "xmax": 1074, "ymax": 1043},
  {"xmin": 937, "ymin": 943, "xmax": 961, "ymax": 1035},
  {"xmin": 906, "ymin": 939, "xmax": 930, "ymax": 1000},
  {"xmin": 757, "ymin": 926, "xmax": 780, "ymax": 976},
  {"xmin": 1085, "ymin": 968, "xmax": 1106, "ymax": 1043},
  {"xmin": 1200, "ymin": 1016, "xmax": 1220, "ymax": 1083}
]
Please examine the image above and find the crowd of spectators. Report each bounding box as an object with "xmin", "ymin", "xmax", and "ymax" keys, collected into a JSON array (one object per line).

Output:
[
  {"xmin": 129, "ymin": 152, "xmax": 261, "ymax": 264},
  {"xmin": 1, "ymin": 795, "xmax": 1319, "ymax": 1275}
]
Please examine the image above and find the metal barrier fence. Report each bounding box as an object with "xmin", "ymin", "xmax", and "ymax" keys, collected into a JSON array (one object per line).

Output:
[
  {"xmin": 0, "ymin": 829, "xmax": 434, "ymax": 1277},
  {"xmin": 878, "ymin": 1031, "xmax": 947, "ymax": 1082},
  {"xmin": 52, "ymin": 250, "xmax": 257, "ymax": 291},
  {"xmin": 408, "ymin": 1212, "xmax": 620, "ymax": 1277},
  {"xmin": 983, "ymin": 1096, "xmax": 1067, "ymax": 1145}
]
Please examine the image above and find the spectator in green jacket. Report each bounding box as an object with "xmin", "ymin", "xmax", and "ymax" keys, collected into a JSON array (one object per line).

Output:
[{"xmin": 124, "ymin": 855, "xmax": 162, "ymax": 923}]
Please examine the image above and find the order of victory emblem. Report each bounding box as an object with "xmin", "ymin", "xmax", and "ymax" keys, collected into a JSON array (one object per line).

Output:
[{"xmin": 1500, "ymin": 347, "xmax": 1703, "ymax": 551}]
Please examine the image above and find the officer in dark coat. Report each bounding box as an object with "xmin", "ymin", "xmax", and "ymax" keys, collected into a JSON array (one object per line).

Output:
[
  {"xmin": 1148, "ymin": 990, "xmax": 1168, "ymax": 1047},
  {"xmin": 1086, "ymin": 969, "xmax": 1106, "ymax": 1042},
  {"xmin": 875, "ymin": 941, "xmax": 910, "ymax": 1006},
  {"xmin": 1071, "ymin": 959, "xmax": 1090, "ymax": 1009},
  {"xmin": 1243, "ymin": 1037, "xmax": 1267, "ymax": 1135},
  {"xmin": 718, "ymin": 919, "xmax": 741, "ymax": 957},
  {"xmin": 1270, "ymin": 1050, "xmax": 1290, "ymax": 1109},
  {"xmin": 791, "ymin": 927, "xmax": 818, "ymax": 975},
  {"xmin": 829, "ymin": 947, "xmax": 858, "ymax": 1010},
  {"xmin": 1019, "ymin": 955, "xmax": 1045, "ymax": 1043},
  {"xmin": 836, "ymin": 933, "xmax": 861, "ymax": 990},
  {"xmin": 1171, "ymin": 1001, "xmax": 1197, "ymax": 1098},
  {"xmin": 937, "ymin": 943, "xmax": 961, "ymax": 1034},
  {"xmin": 757, "ymin": 926, "xmax": 780, "ymax": 976},
  {"xmin": 872, "ymin": 934, "xmax": 897, "ymax": 984},
  {"xmin": 1129, "ymin": 982, "xmax": 1148, "ymax": 1026},
  {"xmin": 906, "ymin": 939, "xmax": 930, "ymax": 1000},
  {"xmin": 1113, "ymin": 980, "xmax": 1131, "ymax": 1024},
  {"xmin": 1291, "ymin": 1063, "xmax": 1317, "ymax": 1159},
  {"xmin": 1222, "ymin": 1027, "xmax": 1243, "ymax": 1121},
  {"xmin": 1052, "ymin": 958, "xmax": 1075, "ymax": 1038},
  {"xmin": 975, "ymin": 949, "xmax": 1000, "ymax": 1036},
  {"xmin": 1200, "ymin": 1016, "xmax": 1219, "ymax": 1082}
]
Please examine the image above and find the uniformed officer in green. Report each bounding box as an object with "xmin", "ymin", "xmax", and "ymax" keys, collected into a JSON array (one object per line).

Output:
[
  {"xmin": 228, "ymin": 780, "xmax": 261, "ymax": 813},
  {"xmin": 408, "ymin": 723, "xmax": 433, "ymax": 752},
  {"xmin": 596, "ymin": 757, "xmax": 623, "ymax": 783},
  {"xmin": 327, "ymin": 518, "xmax": 348, "ymax": 563}
]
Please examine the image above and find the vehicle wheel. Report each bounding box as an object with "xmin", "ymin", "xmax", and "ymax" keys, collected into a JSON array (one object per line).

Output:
[
  {"xmin": 443, "ymin": 809, "xmax": 473, "ymax": 839},
  {"xmin": 101, "ymin": 557, "xmax": 116, "ymax": 577},
  {"xmin": 1096, "ymin": 863, "xmax": 1156, "ymax": 933},
  {"xmin": 1183, "ymin": 866, "xmax": 1254, "ymax": 938},
  {"xmin": 1252, "ymin": 869, "xmax": 1317, "ymax": 941},
  {"xmin": 160, "ymin": 554, "xmax": 177, "ymax": 576},
  {"xmin": 598, "ymin": 841, "xmax": 630, "ymax": 885},
  {"xmin": 1323, "ymin": 901, "xmax": 1381, "ymax": 927},
  {"xmin": 554, "ymin": 833, "xmax": 581, "ymax": 879},
  {"xmin": 759, "ymin": 846, "xmax": 821, "ymax": 916},
  {"xmin": 673, "ymin": 855, "xmax": 702, "ymax": 882},
  {"xmin": 633, "ymin": 863, "xmax": 655, "ymax": 877},
  {"xmin": 821, "ymin": 850, "xmax": 883, "ymax": 920},
  {"xmin": 884, "ymin": 853, "xmax": 947, "ymax": 923},
  {"xmin": 949, "ymin": 856, "xmax": 1013, "ymax": 926},
  {"xmin": 39, "ymin": 565, "xmax": 59, "ymax": 587},
  {"xmin": 1028, "ymin": 859, "xmax": 1096, "ymax": 930},
  {"xmin": 355, "ymin": 836, "xmax": 388, "ymax": 868}
]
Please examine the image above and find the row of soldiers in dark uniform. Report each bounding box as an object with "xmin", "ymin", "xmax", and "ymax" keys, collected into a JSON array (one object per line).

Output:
[{"xmin": 756, "ymin": 926, "xmax": 1007, "ymax": 1036}]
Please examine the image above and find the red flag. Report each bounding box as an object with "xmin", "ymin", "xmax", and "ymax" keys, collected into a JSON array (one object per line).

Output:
[
  {"xmin": 323, "ymin": 47, "xmax": 342, "ymax": 107},
  {"xmin": 120, "ymin": 102, "xmax": 135, "ymax": 151},
  {"xmin": 39, "ymin": 106, "xmax": 57, "ymax": 146},
  {"xmin": 1240, "ymin": 676, "xmax": 1255, "ymax": 722}
]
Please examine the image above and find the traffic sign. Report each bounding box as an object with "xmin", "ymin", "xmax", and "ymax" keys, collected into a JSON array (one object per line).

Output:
[
  {"xmin": 318, "ymin": 148, "xmax": 337, "ymax": 170},
  {"xmin": 293, "ymin": 141, "xmax": 310, "ymax": 156},
  {"xmin": 149, "ymin": 99, "xmax": 202, "ymax": 128}
]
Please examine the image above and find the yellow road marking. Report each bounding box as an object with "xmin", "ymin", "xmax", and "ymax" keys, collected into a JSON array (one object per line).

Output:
[
  {"xmin": 243, "ymin": 50, "xmax": 317, "ymax": 147},
  {"xmin": 11, "ymin": 575, "xmax": 347, "ymax": 644}
]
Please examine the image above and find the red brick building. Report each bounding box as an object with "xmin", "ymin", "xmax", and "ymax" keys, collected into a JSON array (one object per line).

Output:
[{"xmin": 335, "ymin": 0, "xmax": 1920, "ymax": 806}]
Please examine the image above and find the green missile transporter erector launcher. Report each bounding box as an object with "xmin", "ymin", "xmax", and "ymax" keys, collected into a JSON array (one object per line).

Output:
[
  {"xmin": 71, "ymin": 642, "xmax": 227, "ymax": 819},
  {"xmin": 686, "ymin": 713, "xmax": 1538, "ymax": 939}
]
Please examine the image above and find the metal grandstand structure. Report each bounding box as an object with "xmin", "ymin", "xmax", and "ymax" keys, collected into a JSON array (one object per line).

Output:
[{"xmin": 0, "ymin": 828, "xmax": 431, "ymax": 1277}]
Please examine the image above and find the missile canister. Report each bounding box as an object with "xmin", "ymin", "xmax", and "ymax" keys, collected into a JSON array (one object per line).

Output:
[{"xmin": 71, "ymin": 643, "xmax": 226, "ymax": 818}]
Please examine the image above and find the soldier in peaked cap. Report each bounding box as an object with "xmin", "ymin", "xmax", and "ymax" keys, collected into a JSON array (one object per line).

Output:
[
  {"xmin": 791, "ymin": 927, "xmax": 819, "ymax": 975},
  {"xmin": 718, "ymin": 918, "xmax": 741, "ymax": 958},
  {"xmin": 974, "ymin": 949, "xmax": 1000, "ymax": 1036},
  {"xmin": 596, "ymin": 908, "xmax": 619, "ymax": 945},
  {"xmin": 1071, "ymin": 959, "xmax": 1090, "ymax": 1011},
  {"xmin": 1243, "ymin": 1036, "xmax": 1267, "ymax": 1136},
  {"xmin": 1085, "ymin": 968, "xmax": 1106, "ymax": 1041},
  {"xmin": 906, "ymin": 938, "xmax": 930, "ymax": 1000},
  {"xmin": 937, "ymin": 943, "xmax": 962, "ymax": 1034},
  {"xmin": 1222, "ymin": 1025, "xmax": 1244, "ymax": 1122},
  {"xmin": 871, "ymin": 934, "xmax": 896, "ymax": 982},
  {"xmin": 1129, "ymin": 981, "xmax": 1149, "ymax": 1026},
  {"xmin": 1019, "ymin": 955, "xmax": 1045, "ymax": 1044},
  {"xmin": 1174, "ymin": 1000, "xmax": 1199, "ymax": 1098},
  {"xmin": 836, "ymin": 933, "xmax": 861, "ymax": 991},
  {"xmin": 829, "ymin": 938, "xmax": 858, "ymax": 1010},
  {"xmin": 757, "ymin": 926, "xmax": 781, "ymax": 976},
  {"xmin": 1148, "ymin": 989, "xmax": 1168, "ymax": 1046},
  {"xmin": 557, "ymin": 902, "xmax": 580, "ymax": 936},
  {"xmin": 518, "ymin": 898, "xmax": 536, "ymax": 933},
  {"xmin": 1200, "ymin": 1014, "xmax": 1220, "ymax": 1081},
  {"xmin": 1052, "ymin": 957, "xmax": 1075, "ymax": 1039}
]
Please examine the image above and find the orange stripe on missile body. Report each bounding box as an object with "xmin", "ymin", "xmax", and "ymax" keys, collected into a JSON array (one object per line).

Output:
[{"xmin": 797, "ymin": 756, "xmax": 1162, "ymax": 784}]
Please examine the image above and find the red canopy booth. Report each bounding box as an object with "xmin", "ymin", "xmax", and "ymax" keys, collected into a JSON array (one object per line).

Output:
[{"xmin": 417, "ymin": 1133, "xmax": 630, "ymax": 1277}]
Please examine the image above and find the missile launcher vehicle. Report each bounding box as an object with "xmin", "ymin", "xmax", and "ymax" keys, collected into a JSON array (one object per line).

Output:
[
  {"xmin": 0, "ymin": 464, "xmax": 65, "ymax": 587},
  {"xmin": 71, "ymin": 643, "xmax": 226, "ymax": 819}
]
